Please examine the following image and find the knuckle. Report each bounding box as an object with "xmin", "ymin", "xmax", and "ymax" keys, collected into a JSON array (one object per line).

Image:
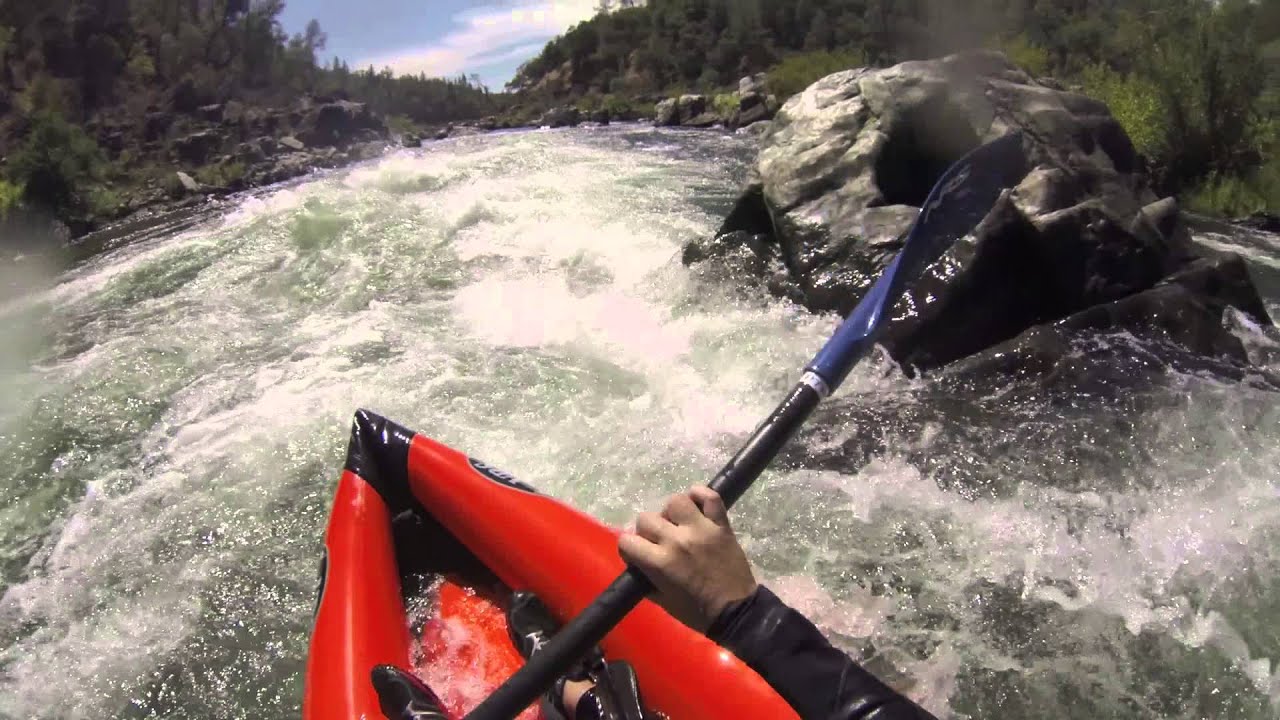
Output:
[{"xmin": 674, "ymin": 529, "xmax": 700, "ymax": 552}]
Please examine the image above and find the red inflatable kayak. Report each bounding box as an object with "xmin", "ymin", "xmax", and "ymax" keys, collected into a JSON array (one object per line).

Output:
[{"xmin": 303, "ymin": 409, "xmax": 799, "ymax": 719}]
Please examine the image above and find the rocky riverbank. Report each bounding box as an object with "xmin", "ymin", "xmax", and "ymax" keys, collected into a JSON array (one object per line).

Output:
[
  {"xmin": 35, "ymin": 74, "xmax": 780, "ymax": 255},
  {"xmin": 2, "ymin": 96, "xmax": 397, "ymax": 257}
]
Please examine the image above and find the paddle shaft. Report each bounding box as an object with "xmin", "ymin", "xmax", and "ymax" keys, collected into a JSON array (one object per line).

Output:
[{"xmin": 464, "ymin": 379, "xmax": 825, "ymax": 719}]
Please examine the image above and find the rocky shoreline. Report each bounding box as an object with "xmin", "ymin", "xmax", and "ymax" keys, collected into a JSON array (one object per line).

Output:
[
  {"xmin": 17, "ymin": 75, "xmax": 781, "ymax": 260},
  {"xmin": 9, "ymin": 56, "xmax": 1273, "ymax": 322},
  {"xmin": 0, "ymin": 71, "xmax": 762, "ymax": 256}
]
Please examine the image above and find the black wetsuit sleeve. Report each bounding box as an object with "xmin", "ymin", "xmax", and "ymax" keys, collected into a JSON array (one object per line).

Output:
[{"xmin": 706, "ymin": 586, "xmax": 938, "ymax": 720}]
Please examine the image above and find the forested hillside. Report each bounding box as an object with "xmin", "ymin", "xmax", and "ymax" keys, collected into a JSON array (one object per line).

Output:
[
  {"xmin": 0, "ymin": 0, "xmax": 506, "ymax": 233},
  {"xmin": 516, "ymin": 0, "xmax": 1280, "ymax": 215}
]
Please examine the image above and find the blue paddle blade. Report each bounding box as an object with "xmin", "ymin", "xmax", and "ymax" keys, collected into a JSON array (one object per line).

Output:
[{"xmin": 807, "ymin": 133, "xmax": 1027, "ymax": 390}]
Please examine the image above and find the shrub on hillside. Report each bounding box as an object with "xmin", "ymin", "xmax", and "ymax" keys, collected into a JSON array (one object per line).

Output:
[
  {"xmin": 601, "ymin": 94, "xmax": 632, "ymax": 118},
  {"xmin": 1081, "ymin": 64, "xmax": 1167, "ymax": 161},
  {"xmin": 712, "ymin": 92, "xmax": 740, "ymax": 118},
  {"xmin": 1187, "ymin": 157, "xmax": 1280, "ymax": 215},
  {"xmin": 195, "ymin": 161, "xmax": 246, "ymax": 188},
  {"xmin": 385, "ymin": 114, "xmax": 419, "ymax": 136},
  {"xmin": 997, "ymin": 34, "xmax": 1051, "ymax": 77},
  {"xmin": 6, "ymin": 112, "xmax": 106, "ymax": 216},
  {"xmin": 765, "ymin": 50, "xmax": 867, "ymax": 101},
  {"xmin": 0, "ymin": 179, "xmax": 22, "ymax": 217}
]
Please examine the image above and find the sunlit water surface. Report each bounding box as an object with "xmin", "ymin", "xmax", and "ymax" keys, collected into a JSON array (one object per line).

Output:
[{"xmin": 0, "ymin": 126, "xmax": 1277, "ymax": 719}]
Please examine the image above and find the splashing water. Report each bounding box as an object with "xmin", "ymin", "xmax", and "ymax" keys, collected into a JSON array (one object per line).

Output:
[{"xmin": 0, "ymin": 126, "xmax": 1276, "ymax": 719}]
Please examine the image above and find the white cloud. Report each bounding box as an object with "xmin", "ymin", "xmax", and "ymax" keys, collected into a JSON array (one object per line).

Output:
[{"xmin": 355, "ymin": 1, "xmax": 598, "ymax": 82}]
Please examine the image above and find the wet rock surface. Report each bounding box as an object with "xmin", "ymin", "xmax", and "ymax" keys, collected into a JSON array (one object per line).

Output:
[{"xmin": 684, "ymin": 51, "xmax": 1275, "ymax": 376}]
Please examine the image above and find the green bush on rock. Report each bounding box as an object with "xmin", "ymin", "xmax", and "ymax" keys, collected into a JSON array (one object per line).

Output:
[
  {"xmin": 1081, "ymin": 64, "xmax": 1167, "ymax": 161},
  {"xmin": 712, "ymin": 92, "xmax": 740, "ymax": 119},
  {"xmin": 765, "ymin": 50, "xmax": 867, "ymax": 101},
  {"xmin": 195, "ymin": 161, "xmax": 247, "ymax": 189},
  {"xmin": 1187, "ymin": 159, "xmax": 1280, "ymax": 216},
  {"xmin": 997, "ymin": 34, "xmax": 1051, "ymax": 77}
]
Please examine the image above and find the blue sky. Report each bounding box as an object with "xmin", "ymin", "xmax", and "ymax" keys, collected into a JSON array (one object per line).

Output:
[{"xmin": 278, "ymin": 0, "xmax": 599, "ymax": 89}]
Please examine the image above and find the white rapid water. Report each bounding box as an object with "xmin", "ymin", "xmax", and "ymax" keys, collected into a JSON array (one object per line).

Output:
[{"xmin": 0, "ymin": 126, "xmax": 1277, "ymax": 719}]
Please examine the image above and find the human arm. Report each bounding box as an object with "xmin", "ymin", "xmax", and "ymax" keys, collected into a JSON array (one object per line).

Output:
[
  {"xmin": 707, "ymin": 586, "xmax": 937, "ymax": 720},
  {"xmin": 618, "ymin": 487, "xmax": 938, "ymax": 720}
]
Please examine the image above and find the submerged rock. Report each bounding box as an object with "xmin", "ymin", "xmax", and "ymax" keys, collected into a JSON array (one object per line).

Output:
[
  {"xmin": 1236, "ymin": 212, "xmax": 1280, "ymax": 233},
  {"xmin": 739, "ymin": 120, "xmax": 773, "ymax": 137},
  {"xmin": 685, "ymin": 50, "xmax": 1274, "ymax": 375},
  {"xmin": 943, "ymin": 254, "xmax": 1273, "ymax": 379},
  {"xmin": 683, "ymin": 111, "xmax": 719, "ymax": 128}
]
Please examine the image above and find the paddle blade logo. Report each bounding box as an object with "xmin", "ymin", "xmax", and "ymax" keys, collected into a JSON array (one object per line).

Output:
[
  {"xmin": 468, "ymin": 458, "xmax": 540, "ymax": 494},
  {"xmin": 921, "ymin": 165, "xmax": 972, "ymax": 225}
]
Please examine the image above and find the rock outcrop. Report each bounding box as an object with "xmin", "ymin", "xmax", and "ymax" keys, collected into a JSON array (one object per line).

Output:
[
  {"xmin": 728, "ymin": 73, "xmax": 779, "ymax": 129},
  {"xmin": 653, "ymin": 76, "xmax": 779, "ymax": 130},
  {"xmin": 684, "ymin": 50, "xmax": 1274, "ymax": 374},
  {"xmin": 655, "ymin": 98, "xmax": 679, "ymax": 126},
  {"xmin": 296, "ymin": 100, "xmax": 386, "ymax": 148},
  {"xmin": 173, "ymin": 171, "xmax": 202, "ymax": 195},
  {"xmin": 537, "ymin": 106, "xmax": 583, "ymax": 128},
  {"xmin": 173, "ymin": 130, "xmax": 223, "ymax": 165},
  {"xmin": 654, "ymin": 94, "xmax": 712, "ymax": 127}
]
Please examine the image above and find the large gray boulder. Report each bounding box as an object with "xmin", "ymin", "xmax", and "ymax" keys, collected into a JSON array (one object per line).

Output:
[
  {"xmin": 654, "ymin": 98, "xmax": 679, "ymax": 126},
  {"xmin": 654, "ymin": 95, "xmax": 711, "ymax": 127},
  {"xmin": 537, "ymin": 106, "xmax": 582, "ymax": 128},
  {"xmin": 676, "ymin": 95, "xmax": 709, "ymax": 126},
  {"xmin": 730, "ymin": 74, "xmax": 779, "ymax": 129},
  {"xmin": 297, "ymin": 100, "xmax": 387, "ymax": 148},
  {"xmin": 686, "ymin": 50, "xmax": 1273, "ymax": 373},
  {"xmin": 729, "ymin": 92, "xmax": 779, "ymax": 129},
  {"xmin": 173, "ymin": 129, "xmax": 225, "ymax": 165},
  {"xmin": 739, "ymin": 73, "xmax": 767, "ymax": 97}
]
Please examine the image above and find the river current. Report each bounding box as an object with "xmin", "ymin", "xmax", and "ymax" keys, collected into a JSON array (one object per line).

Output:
[{"xmin": 0, "ymin": 126, "xmax": 1277, "ymax": 719}]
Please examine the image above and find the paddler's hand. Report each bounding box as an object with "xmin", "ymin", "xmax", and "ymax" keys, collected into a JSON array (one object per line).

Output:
[{"xmin": 618, "ymin": 486, "xmax": 758, "ymax": 633}]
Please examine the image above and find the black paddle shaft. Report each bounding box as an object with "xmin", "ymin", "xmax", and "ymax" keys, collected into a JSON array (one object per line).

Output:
[{"xmin": 464, "ymin": 381, "xmax": 823, "ymax": 720}]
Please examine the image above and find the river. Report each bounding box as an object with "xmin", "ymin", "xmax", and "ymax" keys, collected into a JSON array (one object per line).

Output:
[{"xmin": 0, "ymin": 126, "xmax": 1277, "ymax": 719}]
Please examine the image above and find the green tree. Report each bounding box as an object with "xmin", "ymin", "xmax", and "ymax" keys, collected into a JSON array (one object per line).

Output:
[{"xmin": 6, "ymin": 112, "xmax": 105, "ymax": 216}]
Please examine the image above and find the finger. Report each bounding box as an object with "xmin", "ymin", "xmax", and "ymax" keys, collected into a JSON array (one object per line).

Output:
[
  {"xmin": 689, "ymin": 486, "xmax": 730, "ymax": 526},
  {"xmin": 634, "ymin": 511, "xmax": 673, "ymax": 544},
  {"xmin": 661, "ymin": 493, "xmax": 703, "ymax": 526},
  {"xmin": 618, "ymin": 532, "xmax": 667, "ymax": 575}
]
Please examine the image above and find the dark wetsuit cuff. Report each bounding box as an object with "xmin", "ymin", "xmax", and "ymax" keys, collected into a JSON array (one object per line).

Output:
[{"xmin": 706, "ymin": 585, "xmax": 767, "ymax": 649}]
